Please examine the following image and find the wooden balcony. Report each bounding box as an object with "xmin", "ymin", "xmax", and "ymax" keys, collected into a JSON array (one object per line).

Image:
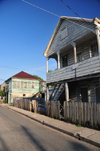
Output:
[{"xmin": 46, "ymin": 56, "xmax": 100, "ymax": 84}]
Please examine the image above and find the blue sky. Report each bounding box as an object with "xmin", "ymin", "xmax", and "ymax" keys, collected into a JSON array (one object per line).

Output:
[{"xmin": 0, "ymin": 0, "xmax": 100, "ymax": 84}]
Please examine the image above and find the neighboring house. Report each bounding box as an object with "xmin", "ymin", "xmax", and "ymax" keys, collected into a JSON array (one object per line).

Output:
[
  {"xmin": 5, "ymin": 71, "xmax": 46, "ymax": 103},
  {"xmin": 0, "ymin": 82, "xmax": 6, "ymax": 90},
  {"xmin": 43, "ymin": 16, "xmax": 100, "ymax": 105}
]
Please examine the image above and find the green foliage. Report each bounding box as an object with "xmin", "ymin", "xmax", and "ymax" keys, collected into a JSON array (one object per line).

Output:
[
  {"xmin": 3, "ymin": 100, "xmax": 6, "ymax": 103},
  {"xmin": 33, "ymin": 75, "xmax": 44, "ymax": 81},
  {"xmin": 0, "ymin": 88, "xmax": 5, "ymax": 96},
  {"xmin": 48, "ymin": 70, "xmax": 52, "ymax": 72}
]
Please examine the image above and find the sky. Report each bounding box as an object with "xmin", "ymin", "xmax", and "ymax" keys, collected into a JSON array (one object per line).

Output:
[{"xmin": 0, "ymin": 0, "xmax": 100, "ymax": 84}]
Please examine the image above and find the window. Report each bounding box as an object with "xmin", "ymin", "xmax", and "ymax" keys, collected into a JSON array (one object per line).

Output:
[
  {"xmin": 62, "ymin": 55, "xmax": 68, "ymax": 67},
  {"xmin": 96, "ymin": 85, "xmax": 100, "ymax": 103},
  {"xmin": 24, "ymin": 82, "xmax": 27, "ymax": 88},
  {"xmin": 77, "ymin": 53, "xmax": 82, "ymax": 63},
  {"xmin": 81, "ymin": 88, "xmax": 88, "ymax": 102},
  {"xmin": 17, "ymin": 81, "xmax": 20, "ymax": 88},
  {"xmin": 61, "ymin": 27, "xmax": 68, "ymax": 40},
  {"xmin": 91, "ymin": 42, "xmax": 98, "ymax": 57},
  {"xmin": 13, "ymin": 81, "xmax": 16, "ymax": 88},
  {"xmin": 32, "ymin": 82, "xmax": 34, "ymax": 88}
]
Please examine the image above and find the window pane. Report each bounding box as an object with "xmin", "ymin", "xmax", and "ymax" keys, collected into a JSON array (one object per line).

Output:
[
  {"xmin": 13, "ymin": 81, "xmax": 16, "ymax": 88},
  {"xmin": 62, "ymin": 55, "xmax": 68, "ymax": 67},
  {"xmin": 77, "ymin": 53, "xmax": 82, "ymax": 63},
  {"xmin": 24, "ymin": 82, "xmax": 27, "ymax": 88},
  {"xmin": 32, "ymin": 82, "xmax": 34, "ymax": 88},
  {"xmin": 17, "ymin": 81, "xmax": 20, "ymax": 88},
  {"xmin": 91, "ymin": 43, "xmax": 98, "ymax": 57}
]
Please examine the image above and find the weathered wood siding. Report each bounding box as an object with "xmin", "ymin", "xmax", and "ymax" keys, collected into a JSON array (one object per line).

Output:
[
  {"xmin": 69, "ymin": 78, "xmax": 98, "ymax": 103},
  {"xmin": 64, "ymin": 101, "xmax": 100, "ymax": 129},
  {"xmin": 47, "ymin": 19, "xmax": 96, "ymax": 57},
  {"xmin": 47, "ymin": 56, "xmax": 100, "ymax": 84}
]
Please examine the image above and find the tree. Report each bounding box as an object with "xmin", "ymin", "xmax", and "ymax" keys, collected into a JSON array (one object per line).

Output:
[
  {"xmin": 33, "ymin": 75, "xmax": 44, "ymax": 81},
  {"xmin": 0, "ymin": 88, "xmax": 5, "ymax": 96}
]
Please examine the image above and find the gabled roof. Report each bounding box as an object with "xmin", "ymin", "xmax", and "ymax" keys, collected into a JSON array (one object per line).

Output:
[
  {"xmin": 6, "ymin": 71, "xmax": 45, "ymax": 82},
  {"xmin": 43, "ymin": 16, "xmax": 100, "ymax": 57}
]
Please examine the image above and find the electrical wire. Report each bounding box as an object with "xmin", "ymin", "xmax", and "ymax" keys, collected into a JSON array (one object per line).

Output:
[
  {"xmin": 0, "ymin": 65, "xmax": 46, "ymax": 73},
  {"xmin": 22, "ymin": 0, "xmax": 60, "ymax": 18},
  {"xmin": 22, "ymin": 0, "xmax": 95, "ymax": 33},
  {"xmin": 61, "ymin": 0, "xmax": 85, "ymax": 21}
]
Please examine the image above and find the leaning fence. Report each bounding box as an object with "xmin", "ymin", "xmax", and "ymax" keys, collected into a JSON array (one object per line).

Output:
[
  {"xmin": 46, "ymin": 101, "xmax": 100, "ymax": 129},
  {"xmin": 13, "ymin": 98, "xmax": 46, "ymax": 115},
  {"xmin": 64, "ymin": 102, "xmax": 100, "ymax": 128}
]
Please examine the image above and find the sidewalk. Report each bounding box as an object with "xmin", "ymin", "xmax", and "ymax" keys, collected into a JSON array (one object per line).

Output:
[{"xmin": 1, "ymin": 104, "xmax": 100, "ymax": 148}]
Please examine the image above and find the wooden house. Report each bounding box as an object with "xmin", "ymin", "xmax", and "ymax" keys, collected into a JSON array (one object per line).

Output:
[
  {"xmin": 5, "ymin": 71, "xmax": 46, "ymax": 103},
  {"xmin": 43, "ymin": 16, "xmax": 100, "ymax": 105}
]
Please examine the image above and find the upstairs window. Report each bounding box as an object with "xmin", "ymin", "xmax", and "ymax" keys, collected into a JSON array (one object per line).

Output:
[
  {"xmin": 13, "ymin": 81, "xmax": 16, "ymax": 88},
  {"xmin": 61, "ymin": 27, "xmax": 68, "ymax": 40},
  {"xmin": 17, "ymin": 81, "xmax": 20, "ymax": 88},
  {"xmin": 77, "ymin": 52, "xmax": 82, "ymax": 63},
  {"xmin": 62, "ymin": 55, "xmax": 68, "ymax": 67},
  {"xmin": 24, "ymin": 82, "xmax": 27, "ymax": 88},
  {"xmin": 32, "ymin": 82, "xmax": 34, "ymax": 88},
  {"xmin": 91, "ymin": 42, "xmax": 98, "ymax": 57}
]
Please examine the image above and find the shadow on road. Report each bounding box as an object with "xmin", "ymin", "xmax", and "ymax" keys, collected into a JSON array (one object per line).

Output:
[
  {"xmin": 0, "ymin": 137, "xmax": 10, "ymax": 151},
  {"xmin": 22, "ymin": 126, "xmax": 46, "ymax": 151}
]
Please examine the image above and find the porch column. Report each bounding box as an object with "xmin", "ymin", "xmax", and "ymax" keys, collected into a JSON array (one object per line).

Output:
[
  {"xmin": 71, "ymin": 42, "xmax": 77, "ymax": 63},
  {"xmin": 65, "ymin": 83, "xmax": 69, "ymax": 101},
  {"xmin": 46, "ymin": 85, "xmax": 49, "ymax": 103},
  {"xmin": 96, "ymin": 28, "xmax": 100, "ymax": 55},
  {"xmin": 46, "ymin": 57, "xmax": 48, "ymax": 73},
  {"xmin": 57, "ymin": 50, "xmax": 60, "ymax": 69}
]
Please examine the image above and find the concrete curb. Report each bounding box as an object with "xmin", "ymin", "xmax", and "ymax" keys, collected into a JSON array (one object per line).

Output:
[{"xmin": 6, "ymin": 106, "xmax": 100, "ymax": 149}]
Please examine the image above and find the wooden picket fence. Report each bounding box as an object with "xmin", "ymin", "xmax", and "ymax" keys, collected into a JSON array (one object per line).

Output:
[
  {"xmin": 64, "ymin": 101, "xmax": 100, "ymax": 128},
  {"xmin": 46, "ymin": 101, "xmax": 60, "ymax": 119},
  {"xmin": 13, "ymin": 98, "xmax": 46, "ymax": 115}
]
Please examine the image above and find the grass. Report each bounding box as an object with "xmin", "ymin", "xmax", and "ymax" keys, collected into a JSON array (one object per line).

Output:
[{"xmin": 76, "ymin": 124, "xmax": 81, "ymax": 127}]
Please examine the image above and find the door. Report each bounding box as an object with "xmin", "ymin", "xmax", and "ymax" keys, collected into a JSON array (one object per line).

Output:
[
  {"xmin": 96, "ymin": 85, "xmax": 100, "ymax": 103},
  {"xmin": 81, "ymin": 88, "xmax": 88, "ymax": 102}
]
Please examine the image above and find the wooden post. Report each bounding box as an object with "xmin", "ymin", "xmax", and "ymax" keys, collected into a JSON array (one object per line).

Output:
[
  {"xmin": 57, "ymin": 50, "xmax": 60, "ymax": 69},
  {"xmin": 46, "ymin": 85, "xmax": 49, "ymax": 103},
  {"xmin": 96, "ymin": 28, "xmax": 100, "ymax": 55},
  {"xmin": 46, "ymin": 57, "xmax": 48, "ymax": 73},
  {"xmin": 71, "ymin": 42, "xmax": 77, "ymax": 64},
  {"xmin": 65, "ymin": 83, "xmax": 69, "ymax": 102}
]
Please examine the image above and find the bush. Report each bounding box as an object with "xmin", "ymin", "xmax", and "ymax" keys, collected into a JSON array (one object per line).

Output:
[{"xmin": 3, "ymin": 100, "xmax": 6, "ymax": 103}]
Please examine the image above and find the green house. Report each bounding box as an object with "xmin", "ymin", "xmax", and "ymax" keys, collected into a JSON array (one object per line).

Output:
[{"xmin": 5, "ymin": 71, "xmax": 46, "ymax": 103}]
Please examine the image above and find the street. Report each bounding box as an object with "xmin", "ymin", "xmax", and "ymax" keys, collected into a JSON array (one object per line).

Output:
[{"xmin": 0, "ymin": 105, "xmax": 100, "ymax": 151}]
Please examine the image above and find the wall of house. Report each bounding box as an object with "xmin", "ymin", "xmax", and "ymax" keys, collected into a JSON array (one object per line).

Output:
[
  {"xmin": 60, "ymin": 38, "xmax": 97, "ymax": 68},
  {"xmin": 69, "ymin": 78, "xmax": 99, "ymax": 103},
  {"xmin": 47, "ymin": 19, "xmax": 96, "ymax": 57},
  {"xmin": 8, "ymin": 79, "xmax": 12, "ymax": 103},
  {"xmin": 12, "ymin": 78, "xmax": 40, "ymax": 94},
  {"xmin": 0, "ymin": 82, "xmax": 6, "ymax": 90}
]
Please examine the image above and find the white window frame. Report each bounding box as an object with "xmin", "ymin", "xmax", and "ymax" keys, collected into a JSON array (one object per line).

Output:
[
  {"xmin": 32, "ymin": 82, "xmax": 35, "ymax": 88},
  {"xmin": 17, "ymin": 81, "xmax": 21, "ymax": 88},
  {"xmin": 60, "ymin": 26, "xmax": 68, "ymax": 40},
  {"xmin": 23, "ymin": 81, "xmax": 27, "ymax": 88},
  {"xmin": 13, "ymin": 81, "xmax": 17, "ymax": 88}
]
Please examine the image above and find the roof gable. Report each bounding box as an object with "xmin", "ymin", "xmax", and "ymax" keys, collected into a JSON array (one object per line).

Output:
[
  {"xmin": 43, "ymin": 16, "xmax": 100, "ymax": 57},
  {"xmin": 12, "ymin": 71, "xmax": 40, "ymax": 81}
]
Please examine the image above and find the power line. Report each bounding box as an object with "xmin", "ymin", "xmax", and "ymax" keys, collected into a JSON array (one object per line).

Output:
[
  {"xmin": 0, "ymin": 65, "xmax": 46, "ymax": 73},
  {"xmin": 22, "ymin": 0, "xmax": 95, "ymax": 33},
  {"xmin": 61, "ymin": 0, "xmax": 84, "ymax": 21},
  {"xmin": 22, "ymin": 0, "xmax": 60, "ymax": 18}
]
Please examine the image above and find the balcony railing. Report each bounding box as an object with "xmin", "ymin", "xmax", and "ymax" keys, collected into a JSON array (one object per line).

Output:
[{"xmin": 46, "ymin": 56, "xmax": 100, "ymax": 84}]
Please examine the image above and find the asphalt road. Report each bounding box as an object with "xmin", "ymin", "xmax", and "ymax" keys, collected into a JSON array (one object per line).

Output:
[{"xmin": 0, "ymin": 105, "xmax": 100, "ymax": 151}]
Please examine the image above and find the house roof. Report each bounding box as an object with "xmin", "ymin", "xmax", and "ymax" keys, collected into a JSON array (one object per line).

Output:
[
  {"xmin": 6, "ymin": 71, "xmax": 45, "ymax": 82},
  {"xmin": 43, "ymin": 16, "xmax": 100, "ymax": 57}
]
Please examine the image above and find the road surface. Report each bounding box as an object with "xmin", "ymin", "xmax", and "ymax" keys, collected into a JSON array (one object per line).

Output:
[{"xmin": 0, "ymin": 105, "xmax": 100, "ymax": 151}]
